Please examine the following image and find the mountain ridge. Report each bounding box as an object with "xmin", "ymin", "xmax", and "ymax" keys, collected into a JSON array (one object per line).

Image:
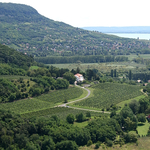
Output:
[{"xmin": 0, "ymin": 3, "xmax": 150, "ymax": 57}]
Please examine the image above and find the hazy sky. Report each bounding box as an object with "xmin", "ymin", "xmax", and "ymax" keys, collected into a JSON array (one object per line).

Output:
[{"xmin": 0, "ymin": 0, "xmax": 150, "ymax": 27}]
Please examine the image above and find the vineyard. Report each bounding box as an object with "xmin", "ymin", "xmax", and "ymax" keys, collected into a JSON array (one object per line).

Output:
[
  {"xmin": 74, "ymin": 83, "xmax": 142, "ymax": 109},
  {"xmin": 36, "ymin": 86, "xmax": 83, "ymax": 104},
  {"xmin": 0, "ymin": 87, "xmax": 83, "ymax": 114},
  {"xmin": 21, "ymin": 107, "xmax": 109, "ymax": 120}
]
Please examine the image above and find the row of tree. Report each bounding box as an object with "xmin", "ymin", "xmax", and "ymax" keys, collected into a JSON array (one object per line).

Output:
[{"xmin": 34, "ymin": 55, "xmax": 128, "ymax": 64}]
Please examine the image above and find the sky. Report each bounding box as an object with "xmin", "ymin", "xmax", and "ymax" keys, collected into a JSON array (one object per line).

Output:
[{"xmin": 0, "ymin": 0, "xmax": 150, "ymax": 27}]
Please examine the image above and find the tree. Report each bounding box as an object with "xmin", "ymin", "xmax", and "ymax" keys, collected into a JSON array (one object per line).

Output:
[
  {"xmin": 56, "ymin": 140, "xmax": 78, "ymax": 150},
  {"xmin": 66, "ymin": 114, "xmax": 75, "ymax": 124},
  {"xmin": 111, "ymin": 69, "xmax": 113, "ymax": 77},
  {"xmin": 120, "ymin": 106, "xmax": 138, "ymax": 130},
  {"xmin": 139, "ymin": 97, "xmax": 149, "ymax": 113},
  {"xmin": 63, "ymin": 72, "xmax": 76, "ymax": 84},
  {"xmin": 137, "ymin": 113, "xmax": 146, "ymax": 123},
  {"xmin": 76, "ymin": 113, "xmax": 85, "ymax": 122},
  {"xmin": 129, "ymin": 70, "xmax": 132, "ymax": 80},
  {"xmin": 76, "ymin": 67, "xmax": 80, "ymax": 73},
  {"xmin": 114, "ymin": 69, "xmax": 117, "ymax": 77},
  {"xmin": 86, "ymin": 111, "xmax": 91, "ymax": 118},
  {"xmin": 129, "ymin": 100, "xmax": 140, "ymax": 114}
]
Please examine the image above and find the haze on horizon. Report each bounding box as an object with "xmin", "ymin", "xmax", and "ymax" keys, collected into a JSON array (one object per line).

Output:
[{"xmin": 0, "ymin": 0, "xmax": 150, "ymax": 28}]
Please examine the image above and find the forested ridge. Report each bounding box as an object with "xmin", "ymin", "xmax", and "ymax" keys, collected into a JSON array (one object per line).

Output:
[{"xmin": 1, "ymin": 3, "xmax": 150, "ymax": 58}]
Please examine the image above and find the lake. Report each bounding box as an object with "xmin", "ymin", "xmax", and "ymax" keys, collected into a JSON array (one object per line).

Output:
[{"xmin": 106, "ymin": 33, "xmax": 150, "ymax": 40}]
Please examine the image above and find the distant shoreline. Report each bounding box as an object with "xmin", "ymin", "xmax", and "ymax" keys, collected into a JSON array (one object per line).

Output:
[{"xmin": 82, "ymin": 26, "xmax": 150, "ymax": 34}]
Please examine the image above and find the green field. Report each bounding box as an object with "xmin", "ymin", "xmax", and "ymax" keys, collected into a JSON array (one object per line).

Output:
[
  {"xmin": 36, "ymin": 86, "xmax": 83, "ymax": 104},
  {"xmin": 0, "ymin": 87, "xmax": 84, "ymax": 115},
  {"xmin": 137, "ymin": 121, "xmax": 150, "ymax": 137},
  {"xmin": 29, "ymin": 66, "xmax": 39, "ymax": 70},
  {"xmin": 73, "ymin": 83, "xmax": 143, "ymax": 109},
  {"xmin": 46, "ymin": 61, "xmax": 146, "ymax": 73}
]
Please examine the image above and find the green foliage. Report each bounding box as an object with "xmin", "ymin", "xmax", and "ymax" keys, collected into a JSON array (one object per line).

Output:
[
  {"xmin": 74, "ymin": 83, "xmax": 142, "ymax": 109},
  {"xmin": 63, "ymin": 72, "xmax": 76, "ymax": 84},
  {"xmin": 0, "ymin": 44, "xmax": 34, "ymax": 70},
  {"xmin": 129, "ymin": 99, "xmax": 140, "ymax": 114},
  {"xmin": 87, "ymin": 140, "xmax": 93, "ymax": 146},
  {"xmin": 137, "ymin": 113, "xmax": 146, "ymax": 123},
  {"xmin": 76, "ymin": 113, "xmax": 86, "ymax": 122},
  {"xmin": 86, "ymin": 118, "xmax": 121, "ymax": 143},
  {"xmin": 66, "ymin": 114, "xmax": 75, "ymax": 124},
  {"xmin": 120, "ymin": 106, "xmax": 138, "ymax": 131},
  {"xmin": 56, "ymin": 140, "xmax": 78, "ymax": 150},
  {"xmin": 124, "ymin": 133, "xmax": 137, "ymax": 143},
  {"xmin": 86, "ymin": 111, "xmax": 91, "ymax": 118}
]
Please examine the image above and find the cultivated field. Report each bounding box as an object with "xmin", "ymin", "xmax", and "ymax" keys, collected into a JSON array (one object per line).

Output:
[
  {"xmin": 21, "ymin": 107, "xmax": 109, "ymax": 120},
  {"xmin": 0, "ymin": 87, "xmax": 84, "ymax": 115},
  {"xmin": 73, "ymin": 83, "xmax": 143, "ymax": 110}
]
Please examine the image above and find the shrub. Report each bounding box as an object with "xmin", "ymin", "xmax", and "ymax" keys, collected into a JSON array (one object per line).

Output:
[{"xmin": 87, "ymin": 140, "xmax": 93, "ymax": 147}]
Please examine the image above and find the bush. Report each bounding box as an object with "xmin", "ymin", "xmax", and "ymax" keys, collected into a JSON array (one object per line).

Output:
[
  {"xmin": 95, "ymin": 141, "xmax": 101, "ymax": 149},
  {"xmin": 66, "ymin": 114, "xmax": 75, "ymax": 124},
  {"xmin": 76, "ymin": 113, "xmax": 85, "ymax": 122},
  {"xmin": 106, "ymin": 139, "xmax": 113, "ymax": 147},
  {"xmin": 87, "ymin": 140, "xmax": 93, "ymax": 147}
]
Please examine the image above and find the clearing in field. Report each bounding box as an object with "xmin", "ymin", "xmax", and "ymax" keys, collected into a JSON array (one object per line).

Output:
[{"xmin": 73, "ymin": 83, "xmax": 143, "ymax": 110}]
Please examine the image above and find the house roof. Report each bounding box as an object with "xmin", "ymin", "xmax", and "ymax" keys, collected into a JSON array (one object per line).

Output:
[{"xmin": 75, "ymin": 73, "xmax": 83, "ymax": 77}]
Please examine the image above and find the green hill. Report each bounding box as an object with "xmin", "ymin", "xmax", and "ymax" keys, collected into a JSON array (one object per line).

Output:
[
  {"xmin": 0, "ymin": 43, "xmax": 34, "ymax": 69},
  {"xmin": 1, "ymin": 3, "xmax": 150, "ymax": 57}
]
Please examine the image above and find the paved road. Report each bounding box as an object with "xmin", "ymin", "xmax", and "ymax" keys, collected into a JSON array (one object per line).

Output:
[
  {"xmin": 58, "ymin": 84, "xmax": 91, "ymax": 107},
  {"xmin": 56, "ymin": 83, "xmax": 111, "ymax": 114}
]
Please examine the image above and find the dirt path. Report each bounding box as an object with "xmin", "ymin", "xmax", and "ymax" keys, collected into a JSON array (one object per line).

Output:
[{"xmin": 68, "ymin": 106, "xmax": 111, "ymax": 114}]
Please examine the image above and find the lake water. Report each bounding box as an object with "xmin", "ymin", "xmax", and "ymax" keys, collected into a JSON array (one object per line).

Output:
[{"xmin": 106, "ymin": 33, "xmax": 150, "ymax": 40}]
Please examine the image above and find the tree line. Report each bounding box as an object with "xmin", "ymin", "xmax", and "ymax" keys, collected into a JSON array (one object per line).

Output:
[{"xmin": 35, "ymin": 55, "xmax": 128, "ymax": 64}]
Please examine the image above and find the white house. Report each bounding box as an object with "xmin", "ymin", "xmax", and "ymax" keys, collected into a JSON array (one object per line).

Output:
[{"xmin": 74, "ymin": 73, "xmax": 84, "ymax": 82}]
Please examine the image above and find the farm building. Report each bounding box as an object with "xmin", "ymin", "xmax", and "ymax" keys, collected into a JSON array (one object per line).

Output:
[{"xmin": 74, "ymin": 73, "xmax": 84, "ymax": 82}]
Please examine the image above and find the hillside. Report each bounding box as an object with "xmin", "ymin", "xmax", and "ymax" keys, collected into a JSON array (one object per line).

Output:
[
  {"xmin": 0, "ymin": 43, "xmax": 34, "ymax": 69},
  {"xmin": 1, "ymin": 3, "xmax": 150, "ymax": 57}
]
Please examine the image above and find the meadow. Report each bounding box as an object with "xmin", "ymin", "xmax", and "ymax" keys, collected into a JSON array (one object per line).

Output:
[
  {"xmin": 73, "ymin": 83, "xmax": 143, "ymax": 110},
  {"xmin": 46, "ymin": 61, "xmax": 146, "ymax": 73}
]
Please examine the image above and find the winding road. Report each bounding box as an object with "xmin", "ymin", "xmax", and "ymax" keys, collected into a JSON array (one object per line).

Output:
[
  {"xmin": 57, "ymin": 83, "xmax": 111, "ymax": 114},
  {"xmin": 58, "ymin": 85, "xmax": 91, "ymax": 107}
]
